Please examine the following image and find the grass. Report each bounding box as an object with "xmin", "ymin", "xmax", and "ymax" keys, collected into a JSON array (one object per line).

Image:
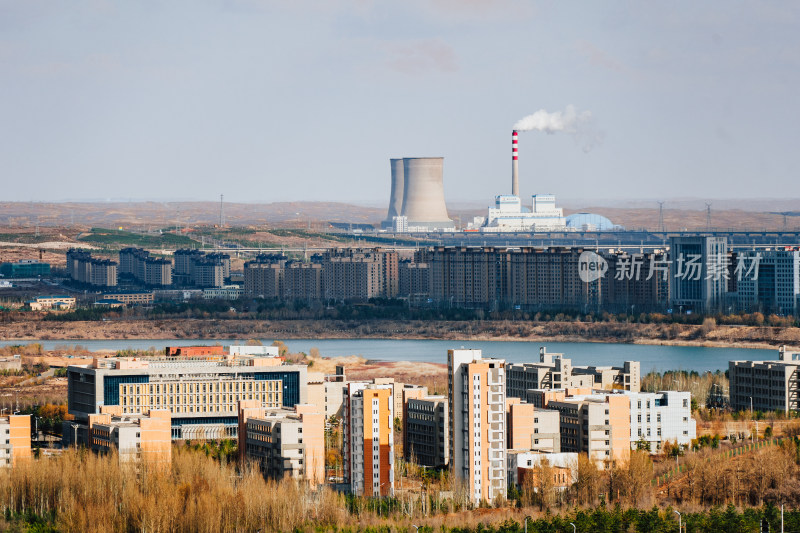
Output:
[{"xmin": 77, "ymin": 228, "xmax": 196, "ymax": 248}]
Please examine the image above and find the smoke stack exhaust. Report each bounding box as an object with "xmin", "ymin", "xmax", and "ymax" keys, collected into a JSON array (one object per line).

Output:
[{"xmin": 511, "ymin": 130, "xmax": 519, "ymax": 196}]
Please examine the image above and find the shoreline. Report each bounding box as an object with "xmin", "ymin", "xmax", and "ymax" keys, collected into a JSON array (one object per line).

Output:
[{"xmin": 0, "ymin": 318, "xmax": 795, "ymax": 352}]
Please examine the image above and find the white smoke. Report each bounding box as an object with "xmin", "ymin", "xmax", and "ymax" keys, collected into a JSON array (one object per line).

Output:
[{"xmin": 513, "ymin": 105, "xmax": 603, "ymax": 152}]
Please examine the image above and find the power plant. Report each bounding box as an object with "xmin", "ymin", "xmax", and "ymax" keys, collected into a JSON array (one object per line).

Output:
[{"xmin": 383, "ymin": 157, "xmax": 454, "ymax": 231}]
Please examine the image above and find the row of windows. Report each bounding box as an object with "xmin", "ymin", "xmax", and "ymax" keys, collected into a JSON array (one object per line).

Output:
[{"xmin": 121, "ymin": 380, "xmax": 280, "ymax": 396}]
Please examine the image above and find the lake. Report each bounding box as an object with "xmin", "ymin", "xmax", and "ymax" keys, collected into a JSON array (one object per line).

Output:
[{"xmin": 0, "ymin": 338, "xmax": 777, "ymax": 373}]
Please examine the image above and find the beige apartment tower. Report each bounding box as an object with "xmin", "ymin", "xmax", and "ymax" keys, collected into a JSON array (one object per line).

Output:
[{"xmin": 448, "ymin": 349, "xmax": 506, "ymax": 505}]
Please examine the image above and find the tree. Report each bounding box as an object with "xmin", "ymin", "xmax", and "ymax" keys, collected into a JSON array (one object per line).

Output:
[{"xmin": 635, "ymin": 437, "xmax": 651, "ymax": 452}]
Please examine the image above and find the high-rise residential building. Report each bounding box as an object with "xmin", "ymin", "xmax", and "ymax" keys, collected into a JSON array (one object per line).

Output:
[
  {"xmin": 322, "ymin": 248, "xmax": 399, "ymax": 301},
  {"xmin": 505, "ymin": 399, "xmax": 560, "ymax": 453},
  {"xmin": 238, "ymin": 401, "xmax": 325, "ymax": 486},
  {"xmin": 729, "ymin": 346, "xmax": 800, "ymax": 412},
  {"xmin": 736, "ymin": 248, "xmax": 800, "ymax": 315},
  {"xmin": 67, "ymin": 356, "xmax": 309, "ymax": 442},
  {"xmin": 88, "ymin": 407, "xmax": 172, "ymax": 465},
  {"xmin": 601, "ymin": 250, "xmax": 670, "ymax": 313},
  {"xmin": 342, "ymin": 382, "xmax": 395, "ymax": 496},
  {"xmin": 66, "ymin": 249, "xmax": 118, "ymax": 287},
  {"xmin": 448, "ymin": 349, "xmax": 506, "ymax": 505},
  {"xmin": 0, "ymin": 415, "xmax": 31, "ymax": 467},
  {"xmin": 626, "ymin": 391, "xmax": 696, "ymax": 452},
  {"xmin": 547, "ymin": 392, "xmax": 631, "ymax": 467},
  {"xmin": 244, "ymin": 261, "xmax": 284, "ymax": 298},
  {"xmin": 669, "ymin": 236, "xmax": 728, "ymax": 313},
  {"xmin": 404, "ymin": 395, "xmax": 449, "ymax": 468},
  {"xmin": 398, "ymin": 261, "xmax": 429, "ymax": 304},
  {"xmin": 285, "ymin": 262, "xmax": 323, "ymax": 301}
]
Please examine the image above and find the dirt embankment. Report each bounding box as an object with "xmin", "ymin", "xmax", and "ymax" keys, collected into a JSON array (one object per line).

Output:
[{"xmin": 0, "ymin": 318, "xmax": 799, "ymax": 350}]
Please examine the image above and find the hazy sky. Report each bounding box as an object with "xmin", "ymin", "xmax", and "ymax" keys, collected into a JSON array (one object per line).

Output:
[{"xmin": 2, "ymin": 1, "xmax": 799, "ymax": 206}]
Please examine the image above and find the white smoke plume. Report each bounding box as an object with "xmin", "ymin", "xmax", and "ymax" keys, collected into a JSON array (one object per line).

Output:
[{"xmin": 513, "ymin": 105, "xmax": 603, "ymax": 152}]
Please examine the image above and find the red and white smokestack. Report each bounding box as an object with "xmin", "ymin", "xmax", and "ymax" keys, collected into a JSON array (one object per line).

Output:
[{"xmin": 512, "ymin": 130, "xmax": 519, "ymax": 196}]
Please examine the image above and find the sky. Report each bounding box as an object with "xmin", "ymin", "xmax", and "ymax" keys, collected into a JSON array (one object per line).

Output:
[{"xmin": 1, "ymin": 1, "xmax": 799, "ymax": 207}]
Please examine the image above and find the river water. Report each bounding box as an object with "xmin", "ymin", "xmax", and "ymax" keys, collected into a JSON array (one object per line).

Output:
[{"xmin": 0, "ymin": 338, "xmax": 777, "ymax": 373}]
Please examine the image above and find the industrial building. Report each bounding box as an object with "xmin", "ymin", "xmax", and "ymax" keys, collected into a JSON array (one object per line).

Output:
[
  {"xmin": 0, "ymin": 260, "xmax": 50, "ymax": 278},
  {"xmin": 383, "ymin": 157, "xmax": 454, "ymax": 231},
  {"xmin": 342, "ymin": 382, "xmax": 395, "ymax": 496},
  {"xmin": 729, "ymin": 346, "xmax": 800, "ymax": 413},
  {"xmin": 238, "ymin": 401, "xmax": 325, "ymax": 486},
  {"xmin": 67, "ymin": 356, "xmax": 309, "ymax": 442},
  {"xmin": 448, "ymin": 349, "xmax": 507, "ymax": 505}
]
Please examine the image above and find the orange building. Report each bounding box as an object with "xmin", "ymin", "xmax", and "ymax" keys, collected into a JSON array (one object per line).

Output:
[
  {"xmin": 0, "ymin": 415, "xmax": 31, "ymax": 467},
  {"xmin": 548, "ymin": 392, "xmax": 631, "ymax": 467},
  {"xmin": 505, "ymin": 399, "xmax": 560, "ymax": 453},
  {"xmin": 448, "ymin": 349, "xmax": 506, "ymax": 505},
  {"xmin": 237, "ymin": 400, "xmax": 325, "ymax": 487},
  {"xmin": 88, "ymin": 407, "xmax": 172, "ymax": 466},
  {"xmin": 343, "ymin": 383, "xmax": 395, "ymax": 496},
  {"xmin": 165, "ymin": 345, "xmax": 224, "ymax": 358}
]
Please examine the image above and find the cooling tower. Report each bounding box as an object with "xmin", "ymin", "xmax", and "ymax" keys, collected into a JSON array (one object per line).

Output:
[
  {"xmin": 400, "ymin": 157, "xmax": 453, "ymax": 230},
  {"xmin": 383, "ymin": 158, "xmax": 405, "ymax": 227}
]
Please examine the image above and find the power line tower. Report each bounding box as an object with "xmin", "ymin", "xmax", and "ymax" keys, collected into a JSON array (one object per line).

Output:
[
  {"xmin": 705, "ymin": 202, "xmax": 712, "ymax": 232},
  {"xmin": 657, "ymin": 201, "xmax": 665, "ymax": 232},
  {"xmin": 219, "ymin": 194, "xmax": 225, "ymax": 227}
]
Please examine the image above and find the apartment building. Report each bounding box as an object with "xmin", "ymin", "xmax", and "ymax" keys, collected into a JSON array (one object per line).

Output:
[
  {"xmin": 506, "ymin": 451, "xmax": 578, "ymax": 488},
  {"xmin": 27, "ymin": 295, "xmax": 76, "ymax": 311},
  {"xmin": 67, "ymin": 356, "xmax": 308, "ymax": 441},
  {"xmin": 505, "ymin": 399, "xmax": 560, "ymax": 453},
  {"xmin": 244, "ymin": 260, "xmax": 284, "ymax": 298},
  {"xmin": 238, "ymin": 401, "xmax": 325, "ymax": 486},
  {"xmin": 398, "ymin": 261, "xmax": 429, "ymax": 304},
  {"xmin": 285, "ymin": 262, "xmax": 323, "ymax": 301},
  {"xmin": 548, "ymin": 392, "xmax": 631, "ymax": 467},
  {"xmin": 601, "ymin": 250, "xmax": 670, "ymax": 313},
  {"xmin": 0, "ymin": 415, "xmax": 31, "ymax": 467},
  {"xmin": 736, "ymin": 248, "xmax": 800, "ymax": 315},
  {"xmin": 626, "ymin": 391, "xmax": 696, "ymax": 451},
  {"xmin": 192, "ymin": 259, "xmax": 225, "ymax": 288},
  {"xmin": 404, "ymin": 395, "xmax": 449, "ymax": 468},
  {"xmin": 343, "ymin": 382, "xmax": 395, "ymax": 496},
  {"xmin": 88, "ymin": 407, "xmax": 172, "ymax": 465},
  {"xmin": 119, "ymin": 248, "xmax": 172, "ymax": 286},
  {"xmin": 448, "ymin": 349, "xmax": 506, "ymax": 505},
  {"xmin": 322, "ymin": 248, "xmax": 399, "ymax": 301},
  {"xmin": 66, "ymin": 249, "xmax": 118, "ymax": 287},
  {"xmin": 729, "ymin": 346, "xmax": 800, "ymax": 412},
  {"xmin": 506, "ymin": 348, "xmax": 640, "ymax": 399}
]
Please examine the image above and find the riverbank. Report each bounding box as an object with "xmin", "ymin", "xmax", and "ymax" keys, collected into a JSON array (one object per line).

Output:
[{"xmin": 0, "ymin": 317, "xmax": 798, "ymax": 351}]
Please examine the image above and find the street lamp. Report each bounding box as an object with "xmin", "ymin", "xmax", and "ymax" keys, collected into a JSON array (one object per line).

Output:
[
  {"xmin": 411, "ymin": 526, "xmax": 420, "ymax": 533},
  {"xmin": 524, "ymin": 516, "xmax": 531, "ymax": 533},
  {"xmin": 674, "ymin": 510, "xmax": 681, "ymax": 533},
  {"xmin": 570, "ymin": 523, "xmax": 576, "ymax": 533}
]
